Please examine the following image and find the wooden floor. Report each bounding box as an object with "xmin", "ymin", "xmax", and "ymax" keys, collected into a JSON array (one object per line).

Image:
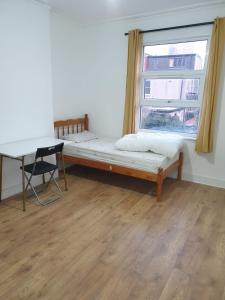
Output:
[{"xmin": 1, "ymin": 165, "xmax": 225, "ymax": 300}]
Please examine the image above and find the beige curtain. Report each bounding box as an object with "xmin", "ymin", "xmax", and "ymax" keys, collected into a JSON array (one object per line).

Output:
[
  {"xmin": 196, "ymin": 17, "xmax": 225, "ymax": 153},
  {"xmin": 123, "ymin": 29, "xmax": 143, "ymax": 135}
]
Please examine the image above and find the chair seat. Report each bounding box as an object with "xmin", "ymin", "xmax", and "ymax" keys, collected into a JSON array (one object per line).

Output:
[{"xmin": 21, "ymin": 161, "xmax": 57, "ymax": 175}]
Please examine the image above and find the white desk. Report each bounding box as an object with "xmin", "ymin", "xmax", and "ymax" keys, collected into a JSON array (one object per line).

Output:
[{"xmin": 0, "ymin": 137, "xmax": 70, "ymax": 211}]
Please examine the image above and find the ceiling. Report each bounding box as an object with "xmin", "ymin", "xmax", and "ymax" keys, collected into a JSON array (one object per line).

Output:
[{"xmin": 44, "ymin": 0, "xmax": 222, "ymax": 25}]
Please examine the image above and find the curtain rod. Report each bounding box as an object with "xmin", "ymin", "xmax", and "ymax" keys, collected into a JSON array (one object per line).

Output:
[{"xmin": 124, "ymin": 21, "xmax": 214, "ymax": 36}]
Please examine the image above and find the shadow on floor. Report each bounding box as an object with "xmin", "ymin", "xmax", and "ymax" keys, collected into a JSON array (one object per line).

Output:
[{"xmin": 66, "ymin": 165, "xmax": 170, "ymax": 195}]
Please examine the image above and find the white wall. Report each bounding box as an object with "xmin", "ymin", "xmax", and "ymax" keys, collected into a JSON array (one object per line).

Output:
[
  {"xmin": 0, "ymin": 0, "xmax": 54, "ymax": 198},
  {"xmin": 52, "ymin": 3, "xmax": 225, "ymax": 188},
  {"xmin": 51, "ymin": 13, "xmax": 89, "ymax": 120}
]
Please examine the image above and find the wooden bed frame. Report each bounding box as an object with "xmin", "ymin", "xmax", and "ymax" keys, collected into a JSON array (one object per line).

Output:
[{"xmin": 54, "ymin": 114, "xmax": 183, "ymax": 201}]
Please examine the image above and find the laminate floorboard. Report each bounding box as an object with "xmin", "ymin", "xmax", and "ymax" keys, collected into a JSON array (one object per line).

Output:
[{"xmin": 0, "ymin": 165, "xmax": 225, "ymax": 300}]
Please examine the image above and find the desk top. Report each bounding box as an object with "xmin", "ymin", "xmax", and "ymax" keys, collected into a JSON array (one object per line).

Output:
[{"xmin": 0, "ymin": 137, "xmax": 71, "ymax": 158}]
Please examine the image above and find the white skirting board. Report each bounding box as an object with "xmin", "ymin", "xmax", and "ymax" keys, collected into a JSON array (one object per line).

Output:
[
  {"xmin": 182, "ymin": 172, "xmax": 225, "ymax": 189},
  {"xmin": 1, "ymin": 171, "xmax": 224, "ymax": 200}
]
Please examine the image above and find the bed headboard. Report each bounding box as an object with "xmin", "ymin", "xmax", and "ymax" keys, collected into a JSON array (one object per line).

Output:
[{"xmin": 54, "ymin": 114, "xmax": 89, "ymax": 138}]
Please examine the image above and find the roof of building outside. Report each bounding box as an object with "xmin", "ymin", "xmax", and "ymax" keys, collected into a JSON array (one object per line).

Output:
[{"xmin": 146, "ymin": 54, "xmax": 199, "ymax": 58}]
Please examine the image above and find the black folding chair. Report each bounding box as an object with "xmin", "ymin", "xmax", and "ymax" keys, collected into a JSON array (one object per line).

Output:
[{"xmin": 21, "ymin": 143, "xmax": 67, "ymax": 206}]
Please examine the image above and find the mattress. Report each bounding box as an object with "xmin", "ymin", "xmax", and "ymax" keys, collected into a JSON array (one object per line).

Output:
[{"xmin": 63, "ymin": 137, "xmax": 179, "ymax": 174}]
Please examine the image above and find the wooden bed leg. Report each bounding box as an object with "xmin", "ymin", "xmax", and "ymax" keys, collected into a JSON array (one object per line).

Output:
[
  {"xmin": 177, "ymin": 152, "xmax": 183, "ymax": 181},
  {"xmin": 156, "ymin": 168, "xmax": 163, "ymax": 201}
]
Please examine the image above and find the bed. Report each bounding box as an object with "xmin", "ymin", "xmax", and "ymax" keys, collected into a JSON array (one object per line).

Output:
[{"xmin": 54, "ymin": 114, "xmax": 183, "ymax": 201}]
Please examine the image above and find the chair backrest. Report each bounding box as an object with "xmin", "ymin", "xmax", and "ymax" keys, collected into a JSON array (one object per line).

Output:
[{"xmin": 35, "ymin": 143, "xmax": 64, "ymax": 159}]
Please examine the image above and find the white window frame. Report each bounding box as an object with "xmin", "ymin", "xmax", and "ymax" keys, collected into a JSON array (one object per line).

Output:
[{"xmin": 139, "ymin": 28, "xmax": 211, "ymax": 138}]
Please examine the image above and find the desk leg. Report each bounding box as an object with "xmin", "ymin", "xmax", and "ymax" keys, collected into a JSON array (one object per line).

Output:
[
  {"xmin": 0, "ymin": 155, "xmax": 3, "ymax": 202},
  {"xmin": 21, "ymin": 156, "xmax": 26, "ymax": 212}
]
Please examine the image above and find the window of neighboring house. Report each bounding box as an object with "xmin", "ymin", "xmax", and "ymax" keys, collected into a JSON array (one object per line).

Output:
[
  {"xmin": 140, "ymin": 38, "xmax": 209, "ymax": 136},
  {"xmin": 144, "ymin": 80, "xmax": 151, "ymax": 98}
]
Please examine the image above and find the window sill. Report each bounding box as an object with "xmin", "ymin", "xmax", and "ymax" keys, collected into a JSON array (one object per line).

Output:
[{"xmin": 138, "ymin": 129, "xmax": 197, "ymax": 141}]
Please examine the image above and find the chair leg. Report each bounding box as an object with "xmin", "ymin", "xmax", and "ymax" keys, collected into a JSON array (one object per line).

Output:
[
  {"xmin": 24, "ymin": 173, "xmax": 33, "ymax": 192},
  {"xmin": 52, "ymin": 176, "xmax": 63, "ymax": 195},
  {"xmin": 24, "ymin": 173, "xmax": 42, "ymax": 204},
  {"xmin": 46, "ymin": 170, "xmax": 55, "ymax": 189},
  {"xmin": 46, "ymin": 170, "xmax": 63, "ymax": 195},
  {"xmin": 42, "ymin": 174, "xmax": 46, "ymax": 185},
  {"xmin": 30, "ymin": 183, "xmax": 42, "ymax": 204},
  {"xmin": 24, "ymin": 167, "xmax": 65, "ymax": 206}
]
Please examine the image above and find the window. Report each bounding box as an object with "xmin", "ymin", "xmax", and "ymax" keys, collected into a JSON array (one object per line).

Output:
[{"xmin": 140, "ymin": 38, "xmax": 208, "ymax": 135}]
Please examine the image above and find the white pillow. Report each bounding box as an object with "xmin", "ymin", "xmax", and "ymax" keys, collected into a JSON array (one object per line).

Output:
[
  {"xmin": 115, "ymin": 132, "xmax": 184, "ymax": 158},
  {"xmin": 63, "ymin": 131, "xmax": 98, "ymax": 143}
]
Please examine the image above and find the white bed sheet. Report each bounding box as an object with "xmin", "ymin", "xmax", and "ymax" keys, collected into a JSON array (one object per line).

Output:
[{"xmin": 63, "ymin": 137, "xmax": 179, "ymax": 174}]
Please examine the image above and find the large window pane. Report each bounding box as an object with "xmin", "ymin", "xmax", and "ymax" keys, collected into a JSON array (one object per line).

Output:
[
  {"xmin": 144, "ymin": 78, "xmax": 200, "ymax": 100},
  {"xmin": 140, "ymin": 106, "xmax": 200, "ymax": 134},
  {"xmin": 143, "ymin": 40, "xmax": 207, "ymax": 72}
]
